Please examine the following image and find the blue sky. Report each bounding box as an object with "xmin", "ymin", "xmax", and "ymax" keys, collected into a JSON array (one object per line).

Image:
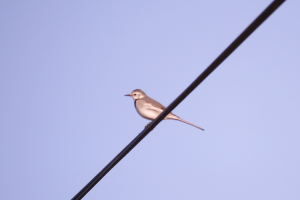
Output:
[{"xmin": 1, "ymin": 1, "xmax": 299, "ymax": 199}]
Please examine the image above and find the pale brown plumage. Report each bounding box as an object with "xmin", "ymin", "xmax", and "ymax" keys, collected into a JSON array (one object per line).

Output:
[{"xmin": 125, "ymin": 89, "xmax": 204, "ymax": 131}]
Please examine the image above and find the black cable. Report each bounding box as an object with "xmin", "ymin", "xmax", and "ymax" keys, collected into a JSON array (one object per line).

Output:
[{"xmin": 71, "ymin": 1, "xmax": 285, "ymax": 199}]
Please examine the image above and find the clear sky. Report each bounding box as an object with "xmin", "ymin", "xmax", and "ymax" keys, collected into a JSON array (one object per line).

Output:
[{"xmin": 1, "ymin": 1, "xmax": 299, "ymax": 199}]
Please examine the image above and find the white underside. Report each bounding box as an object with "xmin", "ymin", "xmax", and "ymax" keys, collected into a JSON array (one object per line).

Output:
[{"xmin": 136, "ymin": 106, "xmax": 160, "ymax": 120}]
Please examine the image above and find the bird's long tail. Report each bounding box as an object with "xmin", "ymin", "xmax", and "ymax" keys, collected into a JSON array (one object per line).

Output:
[
  {"xmin": 176, "ymin": 118, "xmax": 205, "ymax": 131},
  {"xmin": 166, "ymin": 113, "xmax": 204, "ymax": 131}
]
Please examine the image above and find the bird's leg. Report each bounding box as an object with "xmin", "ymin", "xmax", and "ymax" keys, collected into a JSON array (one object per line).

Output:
[{"xmin": 145, "ymin": 122, "xmax": 152, "ymax": 129}]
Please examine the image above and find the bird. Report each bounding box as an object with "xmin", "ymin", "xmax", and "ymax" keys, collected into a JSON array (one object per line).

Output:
[{"xmin": 125, "ymin": 89, "xmax": 204, "ymax": 131}]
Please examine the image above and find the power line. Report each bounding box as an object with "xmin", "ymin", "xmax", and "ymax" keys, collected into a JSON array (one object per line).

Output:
[{"xmin": 71, "ymin": 1, "xmax": 285, "ymax": 199}]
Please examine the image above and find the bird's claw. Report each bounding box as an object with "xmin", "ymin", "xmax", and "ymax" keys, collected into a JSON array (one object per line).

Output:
[{"xmin": 144, "ymin": 122, "xmax": 152, "ymax": 129}]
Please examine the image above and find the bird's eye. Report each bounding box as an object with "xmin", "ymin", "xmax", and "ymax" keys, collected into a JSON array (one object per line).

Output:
[{"xmin": 134, "ymin": 94, "xmax": 136, "ymax": 96}]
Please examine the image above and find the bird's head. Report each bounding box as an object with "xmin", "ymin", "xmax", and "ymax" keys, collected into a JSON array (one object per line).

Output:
[{"xmin": 125, "ymin": 89, "xmax": 146, "ymax": 100}]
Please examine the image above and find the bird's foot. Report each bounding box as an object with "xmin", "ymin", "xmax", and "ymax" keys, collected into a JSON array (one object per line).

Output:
[{"xmin": 144, "ymin": 122, "xmax": 152, "ymax": 129}]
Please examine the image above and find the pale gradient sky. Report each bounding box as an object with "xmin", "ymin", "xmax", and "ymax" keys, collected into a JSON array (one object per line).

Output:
[{"xmin": 1, "ymin": 1, "xmax": 299, "ymax": 199}]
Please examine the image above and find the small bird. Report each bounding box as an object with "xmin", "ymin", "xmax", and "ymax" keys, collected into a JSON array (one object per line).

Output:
[{"xmin": 125, "ymin": 89, "xmax": 204, "ymax": 131}]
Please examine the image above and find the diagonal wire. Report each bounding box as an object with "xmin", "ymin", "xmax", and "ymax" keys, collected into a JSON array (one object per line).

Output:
[{"xmin": 71, "ymin": 1, "xmax": 285, "ymax": 199}]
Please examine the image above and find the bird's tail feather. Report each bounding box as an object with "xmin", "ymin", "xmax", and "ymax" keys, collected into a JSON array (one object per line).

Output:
[
  {"xmin": 176, "ymin": 118, "xmax": 205, "ymax": 131},
  {"xmin": 166, "ymin": 113, "xmax": 204, "ymax": 131}
]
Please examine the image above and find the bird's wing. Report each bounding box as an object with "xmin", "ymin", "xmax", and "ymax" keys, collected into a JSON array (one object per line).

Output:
[
  {"xmin": 144, "ymin": 97, "xmax": 179, "ymax": 118},
  {"xmin": 144, "ymin": 97, "xmax": 165, "ymax": 112}
]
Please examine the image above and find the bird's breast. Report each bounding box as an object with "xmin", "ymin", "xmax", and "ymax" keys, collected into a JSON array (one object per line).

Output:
[{"xmin": 135, "ymin": 99, "xmax": 160, "ymax": 120}]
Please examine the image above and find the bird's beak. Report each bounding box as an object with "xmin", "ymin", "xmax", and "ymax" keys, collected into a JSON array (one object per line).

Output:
[{"xmin": 124, "ymin": 94, "xmax": 131, "ymax": 96}]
